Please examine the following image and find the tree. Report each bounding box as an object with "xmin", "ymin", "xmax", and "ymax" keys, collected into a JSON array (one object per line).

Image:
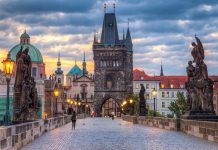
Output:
[
  {"xmin": 122, "ymin": 94, "xmax": 139, "ymax": 116},
  {"xmin": 168, "ymin": 92, "xmax": 188, "ymax": 118}
]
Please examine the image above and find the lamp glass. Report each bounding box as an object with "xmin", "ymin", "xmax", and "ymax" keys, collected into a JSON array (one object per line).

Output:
[
  {"xmin": 2, "ymin": 55, "xmax": 14, "ymax": 75},
  {"xmin": 152, "ymin": 88, "xmax": 157, "ymax": 96},
  {"xmin": 54, "ymin": 89, "xmax": 59, "ymax": 97}
]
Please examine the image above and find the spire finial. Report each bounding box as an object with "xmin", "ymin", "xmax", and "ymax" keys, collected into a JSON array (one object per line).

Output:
[
  {"xmin": 128, "ymin": 18, "xmax": 130, "ymax": 28},
  {"xmin": 104, "ymin": 3, "xmax": 107, "ymax": 13},
  {"xmin": 83, "ymin": 51, "xmax": 85, "ymax": 62},
  {"xmin": 113, "ymin": 3, "xmax": 115, "ymax": 13},
  {"xmin": 160, "ymin": 61, "xmax": 164, "ymax": 76},
  {"xmin": 58, "ymin": 51, "xmax": 60, "ymax": 62}
]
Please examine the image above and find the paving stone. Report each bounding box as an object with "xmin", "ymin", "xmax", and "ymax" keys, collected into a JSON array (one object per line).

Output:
[{"xmin": 21, "ymin": 118, "xmax": 218, "ymax": 150}]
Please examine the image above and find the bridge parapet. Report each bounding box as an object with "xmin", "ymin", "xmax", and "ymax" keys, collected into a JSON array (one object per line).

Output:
[{"xmin": 0, "ymin": 115, "xmax": 73, "ymax": 150}]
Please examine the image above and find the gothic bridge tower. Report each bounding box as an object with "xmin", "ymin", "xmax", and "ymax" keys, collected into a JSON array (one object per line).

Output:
[{"xmin": 93, "ymin": 5, "xmax": 133, "ymax": 116}]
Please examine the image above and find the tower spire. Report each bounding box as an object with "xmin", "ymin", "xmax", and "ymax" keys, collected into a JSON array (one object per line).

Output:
[
  {"xmin": 126, "ymin": 18, "xmax": 132, "ymax": 50},
  {"xmin": 160, "ymin": 61, "xmax": 164, "ymax": 76},
  {"xmin": 82, "ymin": 52, "xmax": 87, "ymax": 76},
  {"xmin": 113, "ymin": 3, "xmax": 115, "ymax": 13},
  {"xmin": 55, "ymin": 51, "xmax": 63, "ymax": 75}
]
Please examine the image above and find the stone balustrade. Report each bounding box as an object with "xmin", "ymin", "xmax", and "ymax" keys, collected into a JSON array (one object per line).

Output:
[
  {"xmin": 0, "ymin": 115, "xmax": 75, "ymax": 150},
  {"xmin": 122, "ymin": 115, "xmax": 218, "ymax": 143},
  {"xmin": 137, "ymin": 116, "xmax": 180, "ymax": 131},
  {"xmin": 180, "ymin": 119, "xmax": 218, "ymax": 143}
]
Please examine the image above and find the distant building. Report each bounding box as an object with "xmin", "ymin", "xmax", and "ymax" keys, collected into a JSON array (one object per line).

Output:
[{"xmin": 65, "ymin": 54, "xmax": 94, "ymax": 114}]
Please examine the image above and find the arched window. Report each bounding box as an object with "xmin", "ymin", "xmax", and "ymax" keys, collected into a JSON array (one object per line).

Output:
[{"xmin": 106, "ymin": 74, "xmax": 113, "ymax": 89}]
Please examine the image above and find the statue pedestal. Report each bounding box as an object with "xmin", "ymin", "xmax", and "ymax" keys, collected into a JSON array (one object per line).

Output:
[
  {"xmin": 181, "ymin": 111, "xmax": 218, "ymax": 121},
  {"xmin": 139, "ymin": 99, "xmax": 147, "ymax": 116}
]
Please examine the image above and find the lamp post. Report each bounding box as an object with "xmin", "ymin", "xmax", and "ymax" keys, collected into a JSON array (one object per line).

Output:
[
  {"xmin": 129, "ymin": 99, "xmax": 134, "ymax": 115},
  {"xmin": 53, "ymin": 87, "xmax": 59, "ymax": 116},
  {"xmin": 2, "ymin": 53, "xmax": 14, "ymax": 126},
  {"xmin": 152, "ymin": 88, "xmax": 157, "ymax": 117}
]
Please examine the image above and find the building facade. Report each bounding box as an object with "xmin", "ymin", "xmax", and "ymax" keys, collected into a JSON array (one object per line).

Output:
[{"xmin": 93, "ymin": 8, "xmax": 133, "ymax": 116}]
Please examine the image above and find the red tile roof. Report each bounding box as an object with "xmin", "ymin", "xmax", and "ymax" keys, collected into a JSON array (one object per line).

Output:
[{"xmin": 133, "ymin": 69, "xmax": 218, "ymax": 89}]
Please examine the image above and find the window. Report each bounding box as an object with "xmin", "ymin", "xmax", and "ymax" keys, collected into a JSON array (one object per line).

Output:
[
  {"xmin": 32, "ymin": 67, "xmax": 37, "ymax": 77},
  {"xmin": 162, "ymin": 92, "xmax": 165, "ymax": 98},
  {"xmin": 161, "ymin": 84, "xmax": 165, "ymax": 88},
  {"xmin": 146, "ymin": 84, "xmax": 149, "ymax": 89},
  {"xmin": 146, "ymin": 94, "xmax": 149, "ymax": 99},
  {"xmin": 162, "ymin": 112, "xmax": 165, "ymax": 116},
  {"xmin": 136, "ymin": 84, "xmax": 140, "ymax": 89},
  {"xmin": 170, "ymin": 84, "xmax": 174, "ymax": 88},
  {"xmin": 162, "ymin": 102, "xmax": 165, "ymax": 108},
  {"xmin": 106, "ymin": 74, "xmax": 113, "ymax": 89},
  {"xmin": 140, "ymin": 76, "xmax": 144, "ymax": 80},
  {"xmin": 171, "ymin": 92, "xmax": 175, "ymax": 98},
  {"xmin": 166, "ymin": 92, "xmax": 169, "ymax": 98}
]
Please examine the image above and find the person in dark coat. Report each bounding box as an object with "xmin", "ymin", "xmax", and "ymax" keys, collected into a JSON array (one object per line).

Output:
[{"xmin": 71, "ymin": 110, "xmax": 77, "ymax": 130}]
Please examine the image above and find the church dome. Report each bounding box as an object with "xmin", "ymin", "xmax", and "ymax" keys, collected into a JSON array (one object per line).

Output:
[
  {"xmin": 9, "ymin": 31, "xmax": 43, "ymax": 63},
  {"xmin": 9, "ymin": 44, "xmax": 43, "ymax": 63},
  {"xmin": 68, "ymin": 64, "xmax": 82, "ymax": 76}
]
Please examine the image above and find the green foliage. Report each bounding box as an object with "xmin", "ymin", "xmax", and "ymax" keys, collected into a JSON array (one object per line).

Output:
[
  {"xmin": 166, "ymin": 114, "xmax": 174, "ymax": 118},
  {"xmin": 123, "ymin": 94, "xmax": 139, "ymax": 116},
  {"xmin": 147, "ymin": 109, "xmax": 162, "ymax": 117},
  {"xmin": 168, "ymin": 92, "xmax": 188, "ymax": 118}
]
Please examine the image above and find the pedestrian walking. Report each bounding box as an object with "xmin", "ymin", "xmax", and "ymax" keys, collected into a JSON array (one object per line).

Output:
[{"xmin": 71, "ymin": 110, "xmax": 77, "ymax": 130}]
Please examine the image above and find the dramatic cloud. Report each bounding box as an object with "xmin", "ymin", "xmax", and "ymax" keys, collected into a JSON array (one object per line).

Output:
[{"xmin": 0, "ymin": 0, "xmax": 218, "ymax": 76}]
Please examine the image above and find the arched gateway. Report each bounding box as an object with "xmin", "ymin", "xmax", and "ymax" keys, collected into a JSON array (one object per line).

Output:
[{"xmin": 93, "ymin": 7, "xmax": 133, "ymax": 117}]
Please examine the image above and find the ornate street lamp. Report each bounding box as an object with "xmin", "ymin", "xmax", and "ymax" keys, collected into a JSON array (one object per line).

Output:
[
  {"xmin": 53, "ymin": 87, "xmax": 59, "ymax": 116},
  {"xmin": 2, "ymin": 53, "xmax": 14, "ymax": 126},
  {"xmin": 152, "ymin": 88, "xmax": 157, "ymax": 117}
]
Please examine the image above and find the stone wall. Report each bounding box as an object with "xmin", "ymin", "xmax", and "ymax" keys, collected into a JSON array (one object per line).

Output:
[
  {"xmin": 122, "ymin": 115, "xmax": 179, "ymax": 130},
  {"xmin": 137, "ymin": 116, "xmax": 180, "ymax": 131},
  {"xmin": 180, "ymin": 119, "xmax": 218, "ymax": 142},
  {"xmin": 122, "ymin": 115, "xmax": 218, "ymax": 143},
  {"xmin": 0, "ymin": 115, "xmax": 72, "ymax": 150}
]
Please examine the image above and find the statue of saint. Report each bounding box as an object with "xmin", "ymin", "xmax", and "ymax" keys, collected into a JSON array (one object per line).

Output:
[
  {"xmin": 139, "ymin": 84, "xmax": 145, "ymax": 99},
  {"xmin": 191, "ymin": 36, "xmax": 204, "ymax": 65}
]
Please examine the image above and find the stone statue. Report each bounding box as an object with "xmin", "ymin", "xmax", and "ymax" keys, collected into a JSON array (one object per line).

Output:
[
  {"xmin": 139, "ymin": 84, "xmax": 146, "ymax": 116},
  {"xmin": 13, "ymin": 46, "xmax": 40, "ymax": 121},
  {"xmin": 183, "ymin": 36, "xmax": 216, "ymax": 120}
]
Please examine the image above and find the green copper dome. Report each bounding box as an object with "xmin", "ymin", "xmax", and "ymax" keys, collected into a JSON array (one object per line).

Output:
[
  {"xmin": 9, "ymin": 44, "xmax": 43, "ymax": 63},
  {"xmin": 68, "ymin": 64, "xmax": 82, "ymax": 76}
]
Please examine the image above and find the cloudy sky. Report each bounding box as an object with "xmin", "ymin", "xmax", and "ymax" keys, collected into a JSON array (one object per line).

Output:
[{"xmin": 0, "ymin": 0, "xmax": 218, "ymax": 76}]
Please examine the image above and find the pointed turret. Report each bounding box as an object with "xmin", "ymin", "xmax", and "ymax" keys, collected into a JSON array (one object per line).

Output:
[
  {"xmin": 125, "ymin": 20, "xmax": 133, "ymax": 50},
  {"xmin": 55, "ymin": 52, "xmax": 63, "ymax": 75},
  {"xmin": 160, "ymin": 62, "xmax": 164, "ymax": 76},
  {"xmin": 82, "ymin": 52, "xmax": 88, "ymax": 76},
  {"xmin": 93, "ymin": 30, "xmax": 97, "ymax": 44}
]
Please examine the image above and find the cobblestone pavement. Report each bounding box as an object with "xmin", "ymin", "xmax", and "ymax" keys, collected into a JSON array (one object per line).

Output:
[{"xmin": 21, "ymin": 118, "xmax": 218, "ymax": 150}]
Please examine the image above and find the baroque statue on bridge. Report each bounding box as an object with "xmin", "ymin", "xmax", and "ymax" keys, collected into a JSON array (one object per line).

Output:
[
  {"xmin": 13, "ymin": 46, "xmax": 40, "ymax": 121},
  {"xmin": 183, "ymin": 36, "xmax": 216, "ymax": 120}
]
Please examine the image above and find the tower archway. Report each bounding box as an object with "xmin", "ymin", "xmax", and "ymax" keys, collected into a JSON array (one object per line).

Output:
[{"xmin": 100, "ymin": 97, "xmax": 121, "ymax": 117}]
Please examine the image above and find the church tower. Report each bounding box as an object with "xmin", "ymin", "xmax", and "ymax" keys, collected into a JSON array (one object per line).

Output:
[
  {"xmin": 55, "ymin": 52, "xmax": 64, "ymax": 84},
  {"xmin": 93, "ymin": 4, "xmax": 133, "ymax": 116}
]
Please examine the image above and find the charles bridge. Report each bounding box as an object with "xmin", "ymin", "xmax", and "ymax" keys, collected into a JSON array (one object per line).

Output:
[{"xmin": 1, "ymin": 116, "xmax": 218, "ymax": 150}]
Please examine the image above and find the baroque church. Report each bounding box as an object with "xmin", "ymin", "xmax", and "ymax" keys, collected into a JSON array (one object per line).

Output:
[{"xmin": 93, "ymin": 5, "xmax": 133, "ymax": 116}]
